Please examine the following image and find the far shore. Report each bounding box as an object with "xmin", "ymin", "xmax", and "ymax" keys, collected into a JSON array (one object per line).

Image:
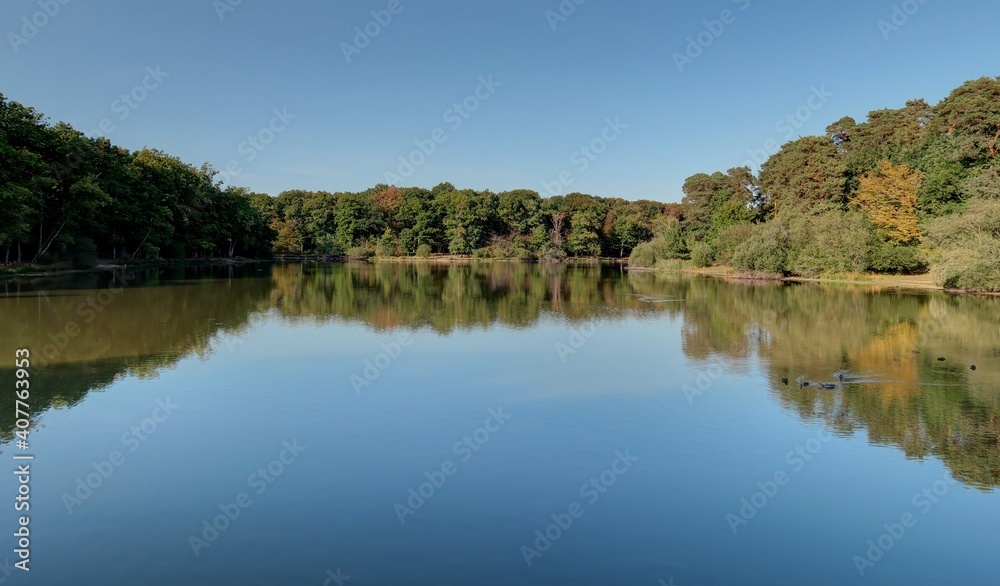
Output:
[
  {"xmin": 3, "ymin": 257, "xmax": 997, "ymax": 296},
  {"xmin": 626, "ymin": 262, "xmax": 1000, "ymax": 295}
]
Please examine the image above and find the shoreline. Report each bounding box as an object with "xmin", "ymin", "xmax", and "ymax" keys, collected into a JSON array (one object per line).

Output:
[
  {"xmin": 627, "ymin": 263, "xmax": 1000, "ymax": 296},
  {"xmin": 0, "ymin": 258, "xmax": 268, "ymax": 280},
  {"xmin": 5, "ymin": 257, "xmax": 996, "ymax": 296}
]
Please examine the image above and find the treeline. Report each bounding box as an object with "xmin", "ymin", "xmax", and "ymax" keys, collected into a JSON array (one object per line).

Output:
[
  {"xmin": 260, "ymin": 185, "xmax": 675, "ymax": 260},
  {"xmin": 1, "ymin": 88, "xmax": 680, "ymax": 265},
  {"xmin": 630, "ymin": 76, "xmax": 1000, "ymax": 291},
  {"xmin": 0, "ymin": 92, "xmax": 274, "ymax": 266}
]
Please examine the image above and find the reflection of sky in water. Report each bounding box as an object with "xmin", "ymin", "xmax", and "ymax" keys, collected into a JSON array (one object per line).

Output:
[{"xmin": 0, "ymin": 264, "xmax": 997, "ymax": 585}]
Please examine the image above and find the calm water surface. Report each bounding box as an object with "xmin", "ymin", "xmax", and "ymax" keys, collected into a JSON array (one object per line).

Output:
[{"xmin": 0, "ymin": 263, "xmax": 997, "ymax": 585}]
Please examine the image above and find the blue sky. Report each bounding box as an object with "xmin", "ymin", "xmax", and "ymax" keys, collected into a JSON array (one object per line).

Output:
[{"xmin": 2, "ymin": 0, "xmax": 997, "ymax": 202}]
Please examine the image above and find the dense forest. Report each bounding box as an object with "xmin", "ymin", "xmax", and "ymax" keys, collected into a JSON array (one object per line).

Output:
[
  {"xmin": 0, "ymin": 91, "xmax": 674, "ymax": 266},
  {"xmin": 0, "ymin": 93, "xmax": 275, "ymax": 265},
  {"xmin": 630, "ymin": 76, "xmax": 1000, "ymax": 291},
  {"xmin": 2, "ymin": 75, "xmax": 999, "ymax": 289}
]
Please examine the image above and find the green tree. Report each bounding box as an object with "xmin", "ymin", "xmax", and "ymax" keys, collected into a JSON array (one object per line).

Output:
[{"xmin": 759, "ymin": 136, "xmax": 848, "ymax": 215}]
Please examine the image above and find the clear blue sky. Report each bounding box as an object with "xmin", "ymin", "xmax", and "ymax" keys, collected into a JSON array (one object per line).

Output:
[{"xmin": 2, "ymin": 0, "xmax": 997, "ymax": 202}]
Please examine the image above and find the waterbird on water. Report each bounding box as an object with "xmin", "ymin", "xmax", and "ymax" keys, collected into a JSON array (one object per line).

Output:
[
  {"xmin": 780, "ymin": 378, "xmax": 789, "ymax": 385},
  {"xmin": 937, "ymin": 357, "xmax": 946, "ymax": 361},
  {"xmin": 971, "ymin": 365, "xmax": 977, "ymax": 371}
]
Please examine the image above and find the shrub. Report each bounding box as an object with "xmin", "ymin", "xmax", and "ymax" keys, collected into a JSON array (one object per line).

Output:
[
  {"xmin": 71, "ymin": 238, "xmax": 99, "ymax": 269},
  {"xmin": 539, "ymin": 244, "xmax": 567, "ymax": 262},
  {"xmin": 513, "ymin": 242, "xmax": 535, "ymax": 260},
  {"xmin": 472, "ymin": 247, "xmax": 491, "ymax": 259},
  {"xmin": 786, "ymin": 210, "xmax": 870, "ymax": 276},
  {"xmin": 867, "ymin": 240, "xmax": 926, "ymax": 274},
  {"xmin": 932, "ymin": 234, "xmax": 1000, "ymax": 291},
  {"xmin": 690, "ymin": 241, "xmax": 714, "ymax": 268},
  {"xmin": 732, "ymin": 222, "xmax": 789, "ymax": 276},
  {"xmin": 316, "ymin": 234, "xmax": 344, "ymax": 258},
  {"xmin": 627, "ymin": 232, "xmax": 687, "ymax": 268},
  {"xmin": 345, "ymin": 246, "xmax": 373, "ymax": 260},
  {"xmin": 415, "ymin": 244, "xmax": 432, "ymax": 258},
  {"xmin": 714, "ymin": 224, "xmax": 754, "ymax": 266},
  {"xmin": 628, "ymin": 241, "xmax": 658, "ymax": 268},
  {"xmin": 926, "ymin": 201, "xmax": 1000, "ymax": 290}
]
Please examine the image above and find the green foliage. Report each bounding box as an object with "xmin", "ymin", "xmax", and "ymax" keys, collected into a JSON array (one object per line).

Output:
[
  {"xmin": 627, "ymin": 241, "xmax": 659, "ymax": 268},
  {"xmin": 0, "ymin": 93, "xmax": 274, "ymax": 262},
  {"xmin": 932, "ymin": 236, "xmax": 1000, "ymax": 291},
  {"xmin": 375, "ymin": 228, "xmax": 397, "ymax": 258},
  {"xmin": 759, "ymin": 136, "xmax": 848, "ymax": 212},
  {"xmin": 731, "ymin": 223, "xmax": 789, "ymax": 276},
  {"xmin": 7, "ymin": 76, "xmax": 1000, "ymax": 292},
  {"xmin": 786, "ymin": 210, "xmax": 870, "ymax": 276},
  {"xmin": 866, "ymin": 240, "xmax": 926, "ymax": 274},
  {"xmin": 690, "ymin": 242, "xmax": 714, "ymax": 268},
  {"xmin": 70, "ymin": 237, "xmax": 99, "ymax": 269},
  {"xmin": 960, "ymin": 165, "xmax": 1000, "ymax": 200},
  {"xmin": 345, "ymin": 246, "xmax": 373, "ymax": 261},
  {"xmin": 928, "ymin": 77, "xmax": 1000, "ymax": 165},
  {"xmin": 714, "ymin": 224, "xmax": 754, "ymax": 266},
  {"xmin": 915, "ymin": 136, "xmax": 969, "ymax": 216},
  {"xmin": 335, "ymin": 192, "xmax": 385, "ymax": 249}
]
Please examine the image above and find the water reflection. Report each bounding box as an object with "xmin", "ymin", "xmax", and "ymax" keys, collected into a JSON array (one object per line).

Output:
[{"xmin": 0, "ymin": 262, "xmax": 997, "ymax": 489}]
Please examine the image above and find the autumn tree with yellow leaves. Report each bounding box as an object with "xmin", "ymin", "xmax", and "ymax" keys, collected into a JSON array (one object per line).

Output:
[{"xmin": 851, "ymin": 161, "xmax": 923, "ymax": 244}]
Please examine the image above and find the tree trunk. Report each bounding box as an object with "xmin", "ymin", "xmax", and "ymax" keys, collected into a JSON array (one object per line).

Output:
[
  {"xmin": 133, "ymin": 227, "xmax": 153, "ymax": 258},
  {"xmin": 32, "ymin": 219, "xmax": 67, "ymax": 264}
]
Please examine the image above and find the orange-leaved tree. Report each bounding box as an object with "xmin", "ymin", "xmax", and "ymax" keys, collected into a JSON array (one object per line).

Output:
[{"xmin": 851, "ymin": 161, "xmax": 923, "ymax": 244}]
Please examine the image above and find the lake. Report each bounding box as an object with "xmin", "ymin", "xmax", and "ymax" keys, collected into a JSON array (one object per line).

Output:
[{"xmin": 0, "ymin": 262, "xmax": 997, "ymax": 585}]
